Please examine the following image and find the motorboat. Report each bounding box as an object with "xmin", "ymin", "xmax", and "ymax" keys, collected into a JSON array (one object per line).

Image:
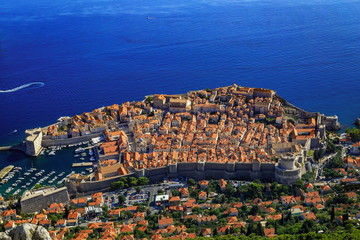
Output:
[{"xmin": 75, "ymin": 147, "xmax": 85, "ymax": 153}]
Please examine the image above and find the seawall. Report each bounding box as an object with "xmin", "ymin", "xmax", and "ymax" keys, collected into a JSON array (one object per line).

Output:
[{"xmin": 41, "ymin": 133, "xmax": 103, "ymax": 147}]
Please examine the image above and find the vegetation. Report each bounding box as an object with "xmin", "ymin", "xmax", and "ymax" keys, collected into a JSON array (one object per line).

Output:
[
  {"xmin": 110, "ymin": 177, "xmax": 149, "ymax": 190},
  {"xmin": 34, "ymin": 184, "xmax": 43, "ymax": 189},
  {"xmin": 326, "ymin": 151, "xmax": 343, "ymax": 169},
  {"xmin": 301, "ymin": 171, "xmax": 315, "ymax": 182},
  {"xmin": 313, "ymin": 149, "xmax": 325, "ymax": 161},
  {"xmin": 145, "ymin": 96, "xmax": 154, "ymax": 103},
  {"xmin": 345, "ymin": 127, "xmax": 360, "ymax": 142}
]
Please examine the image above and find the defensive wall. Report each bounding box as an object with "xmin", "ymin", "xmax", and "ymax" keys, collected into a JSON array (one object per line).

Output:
[
  {"xmin": 41, "ymin": 132, "xmax": 103, "ymax": 147},
  {"xmin": 67, "ymin": 161, "xmax": 278, "ymax": 193},
  {"xmin": 276, "ymin": 94, "xmax": 318, "ymax": 119},
  {"xmin": 277, "ymin": 94, "xmax": 340, "ymax": 131}
]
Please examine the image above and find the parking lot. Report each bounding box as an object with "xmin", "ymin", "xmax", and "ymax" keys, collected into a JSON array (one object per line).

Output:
[{"xmin": 126, "ymin": 190, "xmax": 149, "ymax": 205}]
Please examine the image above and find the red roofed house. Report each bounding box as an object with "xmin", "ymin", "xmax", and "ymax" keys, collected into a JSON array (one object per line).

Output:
[
  {"xmin": 264, "ymin": 228, "xmax": 276, "ymax": 237},
  {"xmin": 56, "ymin": 219, "xmax": 67, "ymax": 228},
  {"xmin": 199, "ymin": 180, "xmax": 209, "ymax": 189},
  {"xmin": 300, "ymin": 212, "xmax": 317, "ymax": 221},
  {"xmin": 219, "ymin": 179, "xmax": 227, "ymax": 192},
  {"xmin": 4, "ymin": 220, "xmax": 15, "ymax": 230},
  {"xmin": 320, "ymin": 185, "xmax": 331, "ymax": 194},
  {"xmin": 158, "ymin": 218, "xmax": 174, "ymax": 229},
  {"xmin": 1, "ymin": 209, "xmax": 16, "ymax": 221},
  {"xmin": 67, "ymin": 211, "xmax": 79, "ymax": 226},
  {"xmin": 346, "ymin": 192, "xmax": 357, "ymax": 200},
  {"xmin": 198, "ymin": 191, "xmax": 207, "ymax": 201},
  {"xmin": 169, "ymin": 197, "xmax": 181, "ymax": 206},
  {"xmin": 280, "ymin": 195, "xmax": 297, "ymax": 206}
]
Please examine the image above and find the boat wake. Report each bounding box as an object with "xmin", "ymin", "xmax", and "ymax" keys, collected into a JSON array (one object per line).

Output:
[
  {"xmin": 10, "ymin": 129, "xmax": 17, "ymax": 134},
  {"xmin": 0, "ymin": 82, "xmax": 44, "ymax": 93}
]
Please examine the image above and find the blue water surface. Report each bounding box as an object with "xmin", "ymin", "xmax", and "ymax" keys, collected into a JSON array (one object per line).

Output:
[{"xmin": 0, "ymin": 0, "xmax": 359, "ymax": 173}]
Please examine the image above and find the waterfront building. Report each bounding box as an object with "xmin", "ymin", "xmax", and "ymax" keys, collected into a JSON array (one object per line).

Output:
[{"xmin": 25, "ymin": 128, "xmax": 43, "ymax": 156}]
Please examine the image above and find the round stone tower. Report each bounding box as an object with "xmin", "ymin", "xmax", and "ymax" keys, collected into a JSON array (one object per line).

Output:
[
  {"xmin": 275, "ymin": 153, "xmax": 301, "ymax": 185},
  {"xmin": 279, "ymin": 154, "xmax": 296, "ymax": 170}
]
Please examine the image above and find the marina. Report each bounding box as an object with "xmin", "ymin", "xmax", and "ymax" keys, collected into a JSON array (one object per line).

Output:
[{"xmin": 0, "ymin": 142, "xmax": 96, "ymax": 199}]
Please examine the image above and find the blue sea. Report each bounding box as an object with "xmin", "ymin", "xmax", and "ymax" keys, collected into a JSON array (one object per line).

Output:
[{"xmin": 0, "ymin": 0, "xmax": 360, "ymax": 194}]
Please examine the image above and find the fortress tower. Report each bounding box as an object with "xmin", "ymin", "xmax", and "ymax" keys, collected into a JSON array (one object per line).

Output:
[
  {"xmin": 25, "ymin": 128, "xmax": 43, "ymax": 156},
  {"xmin": 275, "ymin": 154, "xmax": 302, "ymax": 185}
]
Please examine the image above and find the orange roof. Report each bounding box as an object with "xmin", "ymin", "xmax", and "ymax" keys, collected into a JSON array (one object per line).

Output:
[{"xmin": 158, "ymin": 218, "xmax": 174, "ymax": 226}]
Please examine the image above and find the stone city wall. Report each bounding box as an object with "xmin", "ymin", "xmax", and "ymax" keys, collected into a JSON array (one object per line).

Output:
[
  {"xmin": 42, "ymin": 132, "xmax": 103, "ymax": 147},
  {"xmin": 67, "ymin": 161, "xmax": 281, "ymax": 193}
]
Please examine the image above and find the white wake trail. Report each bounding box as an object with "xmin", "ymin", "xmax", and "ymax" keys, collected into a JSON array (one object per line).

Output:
[{"xmin": 0, "ymin": 82, "xmax": 45, "ymax": 93}]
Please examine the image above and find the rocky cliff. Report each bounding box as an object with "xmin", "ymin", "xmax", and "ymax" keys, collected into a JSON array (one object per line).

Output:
[{"xmin": 1, "ymin": 224, "xmax": 51, "ymax": 240}]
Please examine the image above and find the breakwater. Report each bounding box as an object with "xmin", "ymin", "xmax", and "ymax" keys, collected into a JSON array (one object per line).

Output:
[{"xmin": 0, "ymin": 165, "xmax": 14, "ymax": 179}]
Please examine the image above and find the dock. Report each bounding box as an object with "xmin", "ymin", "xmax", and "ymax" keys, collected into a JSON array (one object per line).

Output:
[
  {"xmin": 0, "ymin": 165, "xmax": 14, "ymax": 179},
  {"xmin": 72, "ymin": 162, "xmax": 93, "ymax": 167}
]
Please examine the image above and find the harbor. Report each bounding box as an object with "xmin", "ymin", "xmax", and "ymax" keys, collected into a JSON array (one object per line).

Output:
[{"xmin": 0, "ymin": 141, "xmax": 97, "ymax": 199}]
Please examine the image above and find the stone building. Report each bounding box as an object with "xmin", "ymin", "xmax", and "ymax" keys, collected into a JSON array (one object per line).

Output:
[
  {"xmin": 21, "ymin": 186, "xmax": 69, "ymax": 213},
  {"xmin": 275, "ymin": 154, "xmax": 302, "ymax": 185},
  {"xmin": 169, "ymin": 99, "xmax": 191, "ymax": 112},
  {"xmin": 25, "ymin": 128, "xmax": 43, "ymax": 156}
]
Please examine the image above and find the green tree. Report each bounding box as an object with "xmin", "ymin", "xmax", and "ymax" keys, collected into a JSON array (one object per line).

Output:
[
  {"xmin": 102, "ymin": 205, "xmax": 109, "ymax": 218},
  {"xmin": 331, "ymin": 206, "xmax": 335, "ymax": 222},
  {"xmin": 213, "ymin": 227, "xmax": 218, "ymax": 236},
  {"xmin": 292, "ymin": 179, "xmax": 305, "ymax": 191},
  {"xmin": 118, "ymin": 195, "xmax": 126, "ymax": 205},
  {"xmin": 138, "ymin": 177, "xmax": 149, "ymax": 186},
  {"xmin": 187, "ymin": 178, "xmax": 196, "ymax": 186},
  {"xmin": 129, "ymin": 177, "xmax": 138, "ymax": 186},
  {"xmin": 249, "ymin": 205, "xmax": 260, "ymax": 216},
  {"xmin": 346, "ymin": 127, "xmax": 360, "ymax": 142},
  {"xmin": 256, "ymin": 222, "xmax": 264, "ymax": 236}
]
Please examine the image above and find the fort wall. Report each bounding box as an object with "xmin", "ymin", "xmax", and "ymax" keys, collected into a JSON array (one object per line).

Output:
[
  {"xmin": 41, "ymin": 132, "xmax": 103, "ymax": 147},
  {"xmin": 68, "ymin": 161, "xmax": 279, "ymax": 193}
]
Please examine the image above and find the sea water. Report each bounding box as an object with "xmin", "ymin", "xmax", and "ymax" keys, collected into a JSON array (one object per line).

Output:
[{"xmin": 0, "ymin": 0, "xmax": 359, "ymax": 192}]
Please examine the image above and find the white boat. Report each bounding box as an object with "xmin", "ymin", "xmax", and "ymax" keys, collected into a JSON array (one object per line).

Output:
[
  {"xmin": 48, "ymin": 151, "xmax": 56, "ymax": 156},
  {"xmin": 75, "ymin": 147, "xmax": 85, "ymax": 153}
]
